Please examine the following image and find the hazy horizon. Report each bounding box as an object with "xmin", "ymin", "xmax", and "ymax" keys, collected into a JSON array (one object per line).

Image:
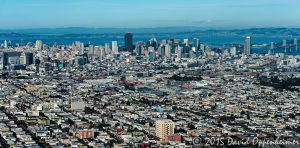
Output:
[{"xmin": 1, "ymin": 26, "xmax": 300, "ymax": 30}]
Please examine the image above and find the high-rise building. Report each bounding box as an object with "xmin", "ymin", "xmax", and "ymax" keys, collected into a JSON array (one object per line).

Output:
[
  {"xmin": 148, "ymin": 46, "xmax": 155, "ymax": 62},
  {"xmin": 176, "ymin": 46, "xmax": 183, "ymax": 59},
  {"xmin": 105, "ymin": 42, "xmax": 111, "ymax": 54},
  {"xmin": 230, "ymin": 47, "xmax": 237, "ymax": 56},
  {"xmin": 88, "ymin": 45, "xmax": 95, "ymax": 61},
  {"xmin": 19, "ymin": 53, "xmax": 27, "ymax": 65},
  {"xmin": 155, "ymin": 120, "xmax": 175, "ymax": 140},
  {"xmin": 200, "ymin": 44, "xmax": 205, "ymax": 52},
  {"xmin": 184, "ymin": 39, "xmax": 189, "ymax": 46},
  {"xmin": 112, "ymin": 41, "xmax": 118, "ymax": 54},
  {"xmin": 244, "ymin": 36, "xmax": 251, "ymax": 55},
  {"xmin": 158, "ymin": 46, "xmax": 165, "ymax": 58},
  {"xmin": 193, "ymin": 38, "xmax": 200, "ymax": 50},
  {"xmin": 148, "ymin": 38, "xmax": 157, "ymax": 49},
  {"xmin": 136, "ymin": 42, "xmax": 144, "ymax": 56},
  {"xmin": 4, "ymin": 40, "xmax": 8, "ymax": 48},
  {"xmin": 35, "ymin": 40, "xmax": 43, "ymax": 50},
  {"xmin": 7, "ymin": 40, "xmax": 11, "ymax": 47},
  {"xmin": 165, "ymin": 44, "xmax": 171, "ymax": 58},
  {"xmin": 161, "ymin": 40, "xmax": 167, "ymax": 45},
  {"xmin": 80, "ymin": 43, "xmax": 84, "ymax": 54},
  {"xmin": 125, "ymin": 33, "xmax": 133, "ymax": 53},
  {"xmin": 25, "ymin": 52, "xmax": 34, "ymax": 65}
]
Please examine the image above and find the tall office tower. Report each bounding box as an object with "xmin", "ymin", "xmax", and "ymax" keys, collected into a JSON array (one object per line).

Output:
[
  {"xmin": 112, "ymin": 41, "xmax": 118, "ymax": 54},
  {"xmin": 148, "ymin": 46, "xmax": 155, "ymax": 62},
  {"xmin": 125, "ymin": 33, "xmax": 133, "ymax": 53},
  {"xmin": 200, "ymin": 44, "xmax": 205, "ymax": 52},
  {"xmin": 88, "ymin": 45, "xmax": 94, "ymax": 54},
  {"xmin": 2, "ymin": 51, "xmax": 22, "ymax": 69},
  {"xmin": 80, "ymin": 43, "xmax": 84, "ymax": 54},
  {"xmin": 74, "ymin": 41, "xmax": 81, "ymax": 54},
  {"xmin": 176, "ymin": 46, "xmax": 183, "ymax": 58},
  {"xmin": 105, "ymin": 42, "xmax": 111, "ymax": 54},
  {"xmin": 99, "ymin": 47, "xmax": 106, "ymax": 60},
  {"xmin": 88, "ymin": 45, "xmax": 95, "ymax": 61},
  {"xmin": 35, "ymin": 40, "xmax": 43, "ymax": 50},
  {"xmin": 155, "ymin": 120, "xmax": 175, "ymax": 140},
  {"xmin": 193, "ymin": 38, "xmax": 200, "ymax": 50},
  {"xmin": 230, "ymin": 47, "xmax": 237, "ymax": 56},
  {"xmin": 158, "ymin": 46, "xmax": 165, "ymax": 58},
  {"xmin": 136, "ymin": 42, "xmax": 144, "ymax": 56},
  {"xmin": 189, "ymin": 50, "xmax": 195, "ymax": 58},
  {"xmin": 148, "ymin": 38, "xmax": 157, "ymax": 49},
  {"xmin": 20, "ymin": 53, "xmax": 27, "ymax": 65},
  {"xmin": 25, "ymin": 52, "xmax": 34, "ymax": 65},
  {"xmin": 161, "ymin": 40, "xmax": 167, "ymax": 45},
  {"xmin": 270, "ymin": 42, "xmax": 274, "ymax": 50},
  {"xmin": 169, "ymin": 39, "xmax": 175, "ymax": 44},
  {"xmin": 244, "ymin": 36, "xmax": 251, "ymax": 55},
  {"xmin": 7, "ymin": 40, "xmax": 11, "ymax": 47},
  {"xmin": 184, "ymin": 39, "xmax": 189, "ymax": 46},
  {"xmin": 165, "ymin": 44, "xmax": 171, "ymax": 58},
  {"xmin": 192, "ymin": 47, "xmax": 196, "ymax": 52},
  {"xmin": 75, "ymin": 41, "xmax": 81, "ymax": 47},
  {"xmin": 4, "ymin": 40, "xmax": 8, "ymax": 48}
]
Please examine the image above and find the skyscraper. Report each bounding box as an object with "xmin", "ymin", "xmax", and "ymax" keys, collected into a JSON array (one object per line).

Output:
[
  {"xmin": 148, "ymin": 46, "xmax": 155, "ymax": 62},
  {"xmin": 136, "ymin": 42, "xmax": 144, "ymax": 56},
  {"xmin": 112, "ymin": 41, "xmax": 118, "ymax": 54},
  {"xmin": 35, "ymin": 40, "xmax": 43, "ymax": 50},
  {"xmin": 184, "ymin": 39, "xmax": 189, "ymax": 46},
  {"xmin": 19, "ymin": 53, "xmax": 27, "ymax": 65},
  {"xmin": 155, "ymin": 120, "xmax": 175, "ymax": 140},
  {"xmin": 88, "ymin": 45, "xmax": 95, "ymax": 61},
  {"xmin": 80, "ymin": 43, "xmax": 84, "ymax": 54},
  {"xmin": 4, "ymin": 40, "xmax": 8, "ymax": 48},
  {"xmin": 165, "ymin": 44, "xmax": 171, "ymax": 58},
  {"xmin": 125, "ymin": 33, "xmax": 133, "ymax": 53},
  {"xmin": 193, "ymin": 38, "xmax": 200, "ymax": 50},
  {"xmin": 244, "ymin": 36, "xmax": 251, "ymax": 55},
  {"xmin": 105, "ymin": 42, "xmax": 111, "ymax": 54},
  {"xmin": 230, "ymin": 47, "xmax": 237, "ymax": 56},
  {"xmin": 176, "ymin": 46, "xmax": 183, "ymax": 59}
]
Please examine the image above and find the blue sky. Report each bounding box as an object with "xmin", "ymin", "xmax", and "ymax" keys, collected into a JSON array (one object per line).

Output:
[{"xmin": 0, "ymin": 0, "xmax": 299, "ymax": 29}]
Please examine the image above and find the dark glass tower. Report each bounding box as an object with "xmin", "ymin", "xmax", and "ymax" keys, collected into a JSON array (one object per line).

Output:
[{"xmin": 125, "ymin": 33, "xmax": 133, "ymax": 53}]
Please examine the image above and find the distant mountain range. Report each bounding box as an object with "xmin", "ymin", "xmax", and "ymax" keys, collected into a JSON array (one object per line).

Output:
[{"xmin": 0, "ymin": 27, "xmax": 300, "ymax": 36}]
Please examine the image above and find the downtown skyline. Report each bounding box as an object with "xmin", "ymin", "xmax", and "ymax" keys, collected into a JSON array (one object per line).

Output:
[{"xmin": 1, "ymin": 1, "xmax": 300, "ymax": 148}]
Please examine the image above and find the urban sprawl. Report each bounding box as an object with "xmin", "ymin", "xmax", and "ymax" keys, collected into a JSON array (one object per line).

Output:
[{"xmin": 0, "ymin": 34, "xmax": 300, "ymax": 147}]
